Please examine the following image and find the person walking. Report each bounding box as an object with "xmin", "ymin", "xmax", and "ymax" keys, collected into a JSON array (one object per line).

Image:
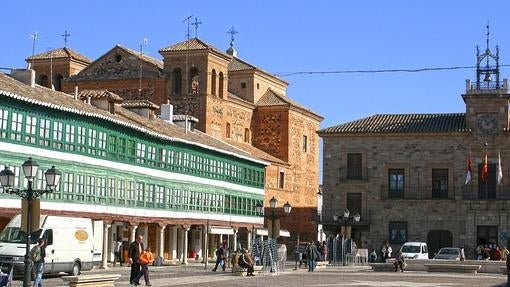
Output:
[
  {"xmin": 132, "ymin": 247, "xmax": 154, "ymax": 286},
  {"xmin": 306, "ymin": 240, "xmax": 319, "ymax": 272},
  {"xmin": 128, "ymin": 235, "xmax": 144, "ymax": 285},
  {"xmin": 211, "ymin": 244, "xmax": 225, "ymax": 272},
  {"xmin": 114, "ymin": 237, "xmax": 123, "ymax": 267},
  {"xmin": 31, "ymin": 238, "xmax": 46, "ymax": 287}
]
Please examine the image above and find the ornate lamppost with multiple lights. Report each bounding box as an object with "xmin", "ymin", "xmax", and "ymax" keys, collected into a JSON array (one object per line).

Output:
[
  {"xmin": 0, "ymin": 158, "xmax": 61, "ymax": 287},
  {"xmin": 333, "ymin": 209, "xmax": 360, "ymax": 266},
  {"xmin": 255, "ymin": 196, "xmax": 292, "ymax": 239}
]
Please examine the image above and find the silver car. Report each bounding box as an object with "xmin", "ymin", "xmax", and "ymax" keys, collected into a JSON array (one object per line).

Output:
[{"xmin": 433, "ymin": 247, "xmax": 461, "ymax": 260}]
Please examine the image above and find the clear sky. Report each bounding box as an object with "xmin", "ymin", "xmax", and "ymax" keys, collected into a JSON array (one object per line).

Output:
[{"xmin": 2, "ymin": 0, "xmax": 510, "ymax": 129}]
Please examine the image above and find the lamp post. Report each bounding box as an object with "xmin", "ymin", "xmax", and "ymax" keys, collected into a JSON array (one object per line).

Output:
[
  {"xmin": 333, "ymin": 209, "xmax": 360, "ymax": 266},
  {"xmin": 255, "ymin": 196, "xmax": 292, "ymax": 239},
  {"xmin": 0, "ymin": 158, "xmax": 61, "ymax": 287}
]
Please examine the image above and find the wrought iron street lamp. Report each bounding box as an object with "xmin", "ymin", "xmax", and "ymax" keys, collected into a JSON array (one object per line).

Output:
[
  {"xmin": 0, "ymin": 158, "xmax": 61, "ymax": 287},
  {"xmin": 255, "ymin": 196, "xmax": 292, "ymax": 239},
  {"xmin": 333, "ymin": 209, "xmax": 360, "ymax": 266}
]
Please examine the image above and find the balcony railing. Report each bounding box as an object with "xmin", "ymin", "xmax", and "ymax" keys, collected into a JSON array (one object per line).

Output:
[
  {"xmin": 379, "ymin": 185, "xmax": 510, "ymax": 200},
  {"xmin": 338, "ymin": 167, "xmax": 369, "ymax": 182}
]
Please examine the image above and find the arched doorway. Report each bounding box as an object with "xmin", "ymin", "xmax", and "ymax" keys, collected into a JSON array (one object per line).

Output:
[{"xmin": 427, "ymin": 230, "xmax": 452, "ymax": 259}]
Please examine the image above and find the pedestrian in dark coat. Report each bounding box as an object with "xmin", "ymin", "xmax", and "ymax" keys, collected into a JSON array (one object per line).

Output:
[{"xmin": 128, "ymin": 235, "xmax": 144, "ymax": 284}]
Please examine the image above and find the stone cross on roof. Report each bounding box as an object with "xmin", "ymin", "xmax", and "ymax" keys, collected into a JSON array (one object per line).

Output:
[
  {"xmin": 62, "ymin": 30, "xmax": 71, "ymax": 47},
  {"xmin": 191, "ymin": 17, "xmax": 202, "ymax": 37}
]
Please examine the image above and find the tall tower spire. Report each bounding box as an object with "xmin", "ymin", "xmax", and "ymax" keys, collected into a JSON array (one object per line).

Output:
[
  {"xmin": 226, "ymin": 26, "xmax": 238, "ymax": 57},
  {"xmin": 475, "ymin": 24, "xmax": 500, "ymax": 90}
]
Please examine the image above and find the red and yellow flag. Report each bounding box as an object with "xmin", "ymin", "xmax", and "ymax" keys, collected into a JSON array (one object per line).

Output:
[{"xmin": 481, "ymin": 151, "xmax": 489, "ymax": 182}]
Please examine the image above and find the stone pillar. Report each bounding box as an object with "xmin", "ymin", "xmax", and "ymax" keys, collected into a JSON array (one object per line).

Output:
[
  {"xmin": 130, "ymin": 224, "xmax": 138, "ymax": 243},
  {"xmin": 233, "ymin": 228, "xmax": 238, "ymax": 252},
  {"xmin": 203, "ymin": 224, "xmax": 208, "ymax": 268},
  {"xmin": 100, "ymin": 224, "xmax": 111, "ymax": 269},
  {"xmin": 158, "ymin": 224, "xmax": 166, "ymax": 260},
  {"xmin": 182, "ymin": 225, "xmax": 190, "ymax": 264},
  {"xmin": 171, "ymin": 226, "xmax": 178, "ymax": 260},
  {"xmin": 247, "ymin": 230, "xmax": 252, "ymax": 250}
]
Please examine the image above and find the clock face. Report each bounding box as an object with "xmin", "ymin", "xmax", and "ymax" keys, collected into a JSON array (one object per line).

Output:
[{"xmin": 477, "ymin": 114, "xmax": 498, "ymax": 134}]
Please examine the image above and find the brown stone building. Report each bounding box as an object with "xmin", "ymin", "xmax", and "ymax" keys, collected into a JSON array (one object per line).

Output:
[
  {"xmin": 27, "ymin": 37, "xmax": 323, "ymax": 246},
  {"xmin": 318, "ymin": 37, "xmax": 510, "ymax": 258}
]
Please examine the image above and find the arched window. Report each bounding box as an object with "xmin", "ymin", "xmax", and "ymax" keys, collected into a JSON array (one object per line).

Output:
[
  {"xmin": 37, "ymin": 74, "xmax": 48, "ymax": 87},
  {"xmin": 244, "ymin": 128, "xmax": 250, "ymax": 143},
  {"xmin": 189, "ymin": 67, "xmax": 199, "ymax": 94},
  {"xmin": 219, "ymin": 72, "xmax": 224, "ymax": 98},
  {"xmin": 226, "ymin": 123, "xmax": 231, "ymax": 138},
  {"xmin": 172, "ymin": 68, "xmax": 182, "ymax": 96},
  {"xmin": 53, "ymin": 74, "xmax": 63, "ymax": 91},
  {"xmin": 211, "ymin": 69, "xmax": 217, "ymax": 95}
]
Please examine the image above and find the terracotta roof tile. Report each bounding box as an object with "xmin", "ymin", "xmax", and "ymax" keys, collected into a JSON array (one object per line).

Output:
[
  {"xmin": 117, "ymin": 45, "xmax": 163, "ymax": 69},
  {"xmin": 26, "ymin": 47, "xmax": 91, "ymax": 64},
  {"xmin": 159, "ymin": 38, "xmax": 225, "ymax": 56},
  {"xmin": 121, "ymin": 99, "xmax": 159, "ymax": 109},
  {"xmin": 319, "ymin": 113, "xmax": 469, "ymax": 134},
  {"xmin": 228, "ymin": 57, "xmax": 256, "ymax": 71},
  {"xmin": 0, "ymin": 72, "xmax": 267, "ymax": 165},
  {"xmin": 257, "ymin": 89, "xmax": 321, "ymax": 119},
  {"xmin": 79, "ymin": 89, "xmax": 123, "ymax": 102}
]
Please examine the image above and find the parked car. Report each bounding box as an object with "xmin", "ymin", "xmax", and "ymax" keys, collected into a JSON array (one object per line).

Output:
[
  {"xmin": 400, "ymin": 242, "xmax": 428, "ymax": 259},
  {"xmin": 433, "ymin": 247, "xmax": 461, "ymax": 260}
]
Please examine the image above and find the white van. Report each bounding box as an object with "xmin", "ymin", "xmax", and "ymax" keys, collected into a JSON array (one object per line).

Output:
[
  {"xmin": 0, "ymin": 214, "xmax": 103, "ymax": 276},
  {"xmin": 400, "ymin": 242, "xmax": 428, "ymax": 259}
]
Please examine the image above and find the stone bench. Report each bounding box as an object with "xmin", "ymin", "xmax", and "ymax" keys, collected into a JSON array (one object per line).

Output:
[
  {"xmin": 500, "ymin": 266, "xmax": 509, "ymax": 275},
  {"xmin": 424, "ymin": 264, "xmax": 481, "ymax": 274},
  {"xmin": 61, "ymin": 274, "xmax": 121, "ymax": 287},
  {"xmin": 369, "ymin": 263, "xmax": 396, "ymax": 272}
]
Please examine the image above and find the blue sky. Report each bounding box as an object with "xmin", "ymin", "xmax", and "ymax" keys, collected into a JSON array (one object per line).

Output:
[{"xmin": 2, "ymin": 0, "xmax": 510, "ymax": 130}]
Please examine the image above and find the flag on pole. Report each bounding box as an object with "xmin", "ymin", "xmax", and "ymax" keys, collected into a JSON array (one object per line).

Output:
[
  {"xmin": 497, "ymin": 151, "xmax": 503, "ymax": 185},
  {"xmin": 481, "ymin": 150, "xmax": 489, "ymax": 182},
  {"xmin": 465, "ymin": 151, "xmax": 472, "ymax": 185}
]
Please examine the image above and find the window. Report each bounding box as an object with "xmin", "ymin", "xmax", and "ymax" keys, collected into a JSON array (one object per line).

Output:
[
  {"xmin": 347, "ymin": 193, "xmax": 362, "ymax": 216},
  {"xmin": 219, "ymin": 72, "xmax": 224, "ymax": 98},
  {"xmin": 64, "ymin": 124, "xmax": 75, "ymax": 151},
  {"xmin": 279, "ymin": 171, "xmax": 285, "ymax": 189},
  {"xmin": 53, "ymin": 74, "xmax": 63, "ymax": 91},
  {"xmin": 37, "ymin": 74, "xmax": 48, "ymax": 87},
  {"xmin": 24, "ymin": 115, "xmax": 37, "ymax": 144},
  {"xmin": 87, "ymin": 129, "xmax": 97, "ymax": 155},
  {"xmin": 302, "ymin": 135, "xmax": 308, "ymax": 152},
  {"xmin": 107, "ymin": 135, "xmax": 117, "ymax": 154},
  {"xmin": 52, "ymin": 121, "xmax": 63, "ymax": 149},
  {"xmin": 211, "ymin": 69, "xmax": 216, "ymax": 95},
  {"xmin": 63, "ymin": 172, "xmax": 74, "ymax": 200},
  {"xmin": 75, "ymin": 174, "xmax": 85, "ymax": 201},
  {"xmin": 0, "ymin": 109, "xmax": 8, "ymax": 138},
  {"xmin": 108, "ymin": 178, "xmax": 115, "ymax": 204},
  {"xmin": 127, "ymin": 140, "xmax": 136, "ymax": 162},
  {"xmin": 147, "ymin": 146, "xmax": 156, "ymax": 164},
  {"xmin": 39, "ymin": 118, "xmax": 51, "ymax": 146},
  {"xmin": 244, "ymin": 128, "xmax": 250, "ymax": 143},
  {"xmin": 136, "ymin": 143, "xmax": 146, "ymax": 163},
  {"xmin": 86, "ymin": 175, "xmax": 96, "ymax": 202},
  {"xmin": 432, "ymin": 169, "xmax": 448, "ymax": 198},
  {"xmin": 77, "ymin": 126, "xmax": 86, "ymax": 152},
  {"xmin": 11, "ymin": 112, "xmax": 23, "ymax": 141},
  {"xmin": 98, "ymin": 131, "xmax": 107, "ymax": 156},
  {"xmin": 226, "ymin": 123, "xmax": 231, "ymax": 138},
  {"xmin": 241, "ymin": 82, "xmax": 246, "ymax": 89},
  {"xmin": 389, "ymin": 221, "xmax": 407, "ymax": 244},
  {"xmin": 388, "ymin": 169, "xmax": 404, "ymax": 198},
  {"xmin": 172, "ymin": 68, "xmax": 182, "ymax": 96},
  {"xmin": 347, "ymin": 153, "xmax": 362, "ymax": 180}
]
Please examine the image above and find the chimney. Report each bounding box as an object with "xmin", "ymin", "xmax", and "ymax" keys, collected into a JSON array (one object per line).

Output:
[
  {"xmin": 10, "ymin": 69, "xmax": 36, "ymax": 87},
  {"xmin": 74, "ymin": 85, "xmax": 79, "ymax": 100},
  {"xmin": 160, "ymin": 103, "xmax": 174, "ymax": 124}
]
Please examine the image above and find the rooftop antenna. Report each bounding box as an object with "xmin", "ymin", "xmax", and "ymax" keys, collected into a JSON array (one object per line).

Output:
[
  {"xmin": 29, "ymin": 31, "xmax": 39, "ymax": 69},
  {"xmin": 62, "ymin": 30, "xmax": 71, "ymax": 48},
  {"xmin": 183, "ymin": 15, "xmax": 193, "ymax": 94},
  {"xmin": 139, "ymin": 38, "xmax": 148, "ymax": 98},
  {"xmin": 191, "ymin": 17, "xmax": 202, "ymax": 38}
]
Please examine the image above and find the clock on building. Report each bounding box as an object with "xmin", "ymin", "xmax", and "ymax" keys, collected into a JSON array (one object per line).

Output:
[{"xmin": 476, "ymin": 114, "xmax": 498, "ymax": 134}]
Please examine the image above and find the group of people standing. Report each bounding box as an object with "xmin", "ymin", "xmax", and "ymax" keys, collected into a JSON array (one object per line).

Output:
[
  {"xmin": 476, "ymin": 244, "xmax": 509, "ymax": 261},
  {"xmin": 212, "ymin": 240, "xmax": 255, "ymax": 276}
]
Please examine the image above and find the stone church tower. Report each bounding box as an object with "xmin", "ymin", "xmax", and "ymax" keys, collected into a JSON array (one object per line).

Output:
[{"xmin": 26, "ymin": 36, "xmax": 323, "ymax": 245}]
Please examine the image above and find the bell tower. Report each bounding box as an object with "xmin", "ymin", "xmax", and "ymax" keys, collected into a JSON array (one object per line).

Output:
[{"xmin": 462, "ymin": 25, "xmax": 509, "ymax": 137}]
